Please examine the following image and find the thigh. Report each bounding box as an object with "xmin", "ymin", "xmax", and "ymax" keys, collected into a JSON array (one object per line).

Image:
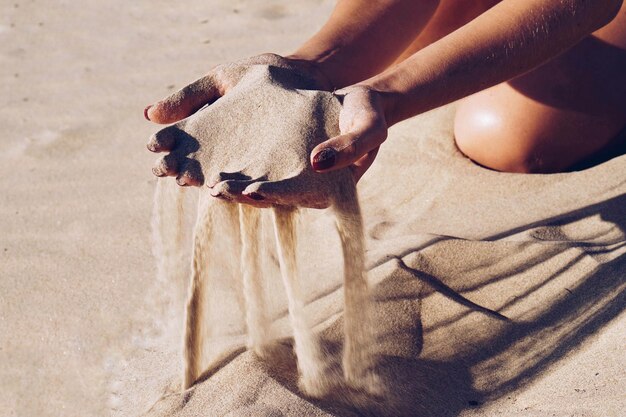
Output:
[{"xmin": 454, "ymin": 5, "xmax": 626, "ymax": 173}]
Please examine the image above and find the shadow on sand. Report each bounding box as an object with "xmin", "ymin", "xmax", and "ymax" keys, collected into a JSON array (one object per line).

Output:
[
  {"xmin": 262, "ymin": 193, "xmax": 626, "ymax": 416},
  {"xmin": 144, "ymin": 193, "xmax": 625, "ymax": 417}
]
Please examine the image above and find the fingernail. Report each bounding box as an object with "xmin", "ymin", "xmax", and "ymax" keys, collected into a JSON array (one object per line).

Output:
[
  {"xmin": 246, "ymin": 192, "xmax": 264, "ymax": 201},
  {"xmin": 147, "ymin": 142, "xmax": 157, "ymax": 152},
  {"xmin": 144, "ymin": 105, "xmax": 152, "ymax": 121},
  {"xmin": 312, "ymin": 148, "xmax": 336, "ymax": 171}
]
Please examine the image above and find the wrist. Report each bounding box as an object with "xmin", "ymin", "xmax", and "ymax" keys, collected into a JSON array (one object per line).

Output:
[
  {"xmin": 353, "ymin": 82, "xmax": 401, "ymax": 128},
  {"xmin": 335, "ymin": 83, "xmax": 400, "ymax": 129},
  {"xmin": 360, "ymin": 65, "xmax": 427, "ymax": 126},
  {"xmin": 380, "ymin": 90, "xmax": 400, "ymax": 127}
]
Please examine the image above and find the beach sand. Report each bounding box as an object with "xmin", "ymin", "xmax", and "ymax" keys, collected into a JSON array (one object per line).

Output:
[{"xmin": 1, "ymin": 1, "xmax": 624, "ymax": 416}]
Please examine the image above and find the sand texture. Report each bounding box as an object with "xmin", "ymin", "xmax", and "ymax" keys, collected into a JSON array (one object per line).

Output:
[
  {"xmin": 1, "ymin": 1, "xmax": 625, "ymax": 416},
  {"xmin": 150, "ymin": 64, "xmax": 377, "ymax": 396},
  {"xmin": 133, "ymin": 103, "xmax": 626, "ymax": 417},
  {"xmin": 169, "ymin": 183, "xmax": 377, "ymax": 397},
  {"xmin": 149, "ymin": 60, "xmax": 349, "ymax": 209}
]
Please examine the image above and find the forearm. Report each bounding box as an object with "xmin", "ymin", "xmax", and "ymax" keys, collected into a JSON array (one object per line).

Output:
[
  {"xmin": 363, "ymin": 0, "xmax": 623, "ymax": 125},
  {"xmin": 287, "ymin": 0, "xmax": 439, "ymax": 88}
]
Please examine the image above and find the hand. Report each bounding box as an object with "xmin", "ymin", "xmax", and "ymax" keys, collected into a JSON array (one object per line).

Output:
[
  {"xmin": 144, "ymin": 53, "xmax": 332, "ymax": 125},
  {"xmin": 310, "ymin": 86, "xmax": 392, "ymax": 181},
  {"xmin": 144, "ymin": 55, "xmax": 355, "ymax": 209}
]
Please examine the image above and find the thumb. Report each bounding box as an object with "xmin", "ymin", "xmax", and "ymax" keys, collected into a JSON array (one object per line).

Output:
[
  {"xmin": 145, "ymin": 73, "xmax": 222, "ymax": 124},
  {"xmin": 310, "ymin": 123, "xmax": 386, "ymax": 172}
]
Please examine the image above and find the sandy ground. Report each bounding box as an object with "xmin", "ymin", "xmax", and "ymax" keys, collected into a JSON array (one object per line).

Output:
[{"xmin": 1, "ymin": 1, "xmax": 624, "ymax": 416}]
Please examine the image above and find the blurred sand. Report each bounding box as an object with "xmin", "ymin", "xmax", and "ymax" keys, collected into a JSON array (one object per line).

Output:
[{"xmin": 0, "ymin": 1, "xmax": 624, "ymax": 416}]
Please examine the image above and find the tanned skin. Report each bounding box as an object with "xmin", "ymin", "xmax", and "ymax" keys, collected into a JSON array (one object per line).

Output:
[{"xmin": 146, "ymin": 0, "xmax": 626, "ymax": 183}]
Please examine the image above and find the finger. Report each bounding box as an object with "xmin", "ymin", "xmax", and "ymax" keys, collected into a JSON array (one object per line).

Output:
[
  {"xmin": 145, "ymin": 74, "xmax": 221, "ymax": 124},
  {"xmin": 147, "ymin": 125, "xmax": 181, "ymax": 152},
  {"xmin": 175, "ymin": 159, "xmax": 204, "ymax": 187},
  {"xmin": 310, "ymin": 124, "xmax": 386, "ymax": 172},
  {"xmin": 351, "ymin": 147, "xmax": 379, "ymax": 182},
  {"xmin": 244, "ymin": 179, "xmax": 329, "ymax": 209},
  {"xmin": 210, "ymin": 179, "xmax": 252, "ymax": 197},
  {"xmin": 210, "ymin": 179, "xmax": 257, "ymax": 202},
  {"xmin": 152, "ymin": 153, "xmax": 179, "ymax": 177},
  {"xmin": 176, "ymin": 172, "xmax": 203, "ymax": 187}
]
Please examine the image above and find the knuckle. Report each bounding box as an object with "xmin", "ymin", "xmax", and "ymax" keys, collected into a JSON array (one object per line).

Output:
[
  {"xmin": 153, "ymin": 131, "xmax": 174, "ymax": 150},
  {"xmin": 340, "ymin": 138, "xmax": 359, "ymax": 161},
  {"xmin": 162, "ymin": 153, "xmax": 176, "ymax": 166}
]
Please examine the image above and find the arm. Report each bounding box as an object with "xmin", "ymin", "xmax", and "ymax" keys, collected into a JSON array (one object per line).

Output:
[
  {"xmin": 287, "ymin": 0, "xmax": 439, "ymax": 88},
  {"xmin": 311, "ymin": 0, "xmax": 623, "ymax": 175},
  {"xmin": 370, "ymin": 0, "xmax": 624, "ymax": 125},
  {"xmin": 145, "ymin": 0, "xmax": 435, "ymax": 124}
]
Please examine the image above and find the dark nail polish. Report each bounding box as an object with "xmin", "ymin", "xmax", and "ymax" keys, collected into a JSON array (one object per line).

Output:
[
  {"xmin": 312, "ymin": 148, "xmax": 336, "ymax": 171},
  {"xmin": 144, "ymin": 105, "xmax": 152, "ymax": 121},
  {"xmin": 246, "ymin": 192, "xmax": 264, "ymax": 201}
]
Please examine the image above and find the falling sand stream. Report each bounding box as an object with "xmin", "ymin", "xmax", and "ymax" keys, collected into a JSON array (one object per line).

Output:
[{"xmin": 152, "ymin": 175, "xmax": 379, "ymax": 397}]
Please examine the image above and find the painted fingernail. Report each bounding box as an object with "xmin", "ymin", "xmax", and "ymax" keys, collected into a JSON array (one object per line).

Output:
[
  {"xmin": 144, "ymin": 105, "xmax": 152, "ymax": 121},
  {"xmin": 246, "ymin": 192, "xmax": 265, "ymax": 201},
  {"xmin": 312, "ymin": 148, "xmax": 336, "ymax": 171}
]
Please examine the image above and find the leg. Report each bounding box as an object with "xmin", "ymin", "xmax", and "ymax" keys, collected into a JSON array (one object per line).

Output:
[
  {"xmin": 238, "ymin": 204, "xmax": 271, "ymax": 356},
  {"xmin": 271, "ymin": 206, "xmax": 332, "ymax": 397},
  {"xmin": 332, "ymin": 179, "xmax": 380, "ymax": 394},
  {"xmin": 454, "ymin": 6, "xmax": 626, "ymax": 173}
]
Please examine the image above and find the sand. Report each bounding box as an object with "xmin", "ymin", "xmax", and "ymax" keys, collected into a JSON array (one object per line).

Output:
[
  {"xmin": 1, "ymin": 1, "xmax": 625, "ymax": 416},
  {"xmin": 149, "ymin": 60, "xmax": 348, "ymax": 209},
  {"xmin": 270, "ymin": 205, "xmax": 335, "ymax": 396},
  {"xmin": 151, "ymin": 64, "xmax": 378, "ymax": 396}
]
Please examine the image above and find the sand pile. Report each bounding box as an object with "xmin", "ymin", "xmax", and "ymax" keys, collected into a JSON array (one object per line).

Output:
[{"xmin": 130, "ymin": 103, "xmax": 625, "ymax": 417}]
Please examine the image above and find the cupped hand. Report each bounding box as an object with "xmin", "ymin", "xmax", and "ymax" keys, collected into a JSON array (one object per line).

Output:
[
  {"xmin": 144, "ymin": 55, "xmax": 362, "ymax": 209},
  {"xmin": 310, "ymin": 85, "xmax": 392, "ymax": 181},
  {"xmin": 144, "ymin": 54, "xmax": 392, "ymax": 186}
]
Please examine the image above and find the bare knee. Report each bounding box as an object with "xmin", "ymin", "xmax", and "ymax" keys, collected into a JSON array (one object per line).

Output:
[{"xmin": 454, "ymin": 100, "xmax": 553, "ymax": 174}]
